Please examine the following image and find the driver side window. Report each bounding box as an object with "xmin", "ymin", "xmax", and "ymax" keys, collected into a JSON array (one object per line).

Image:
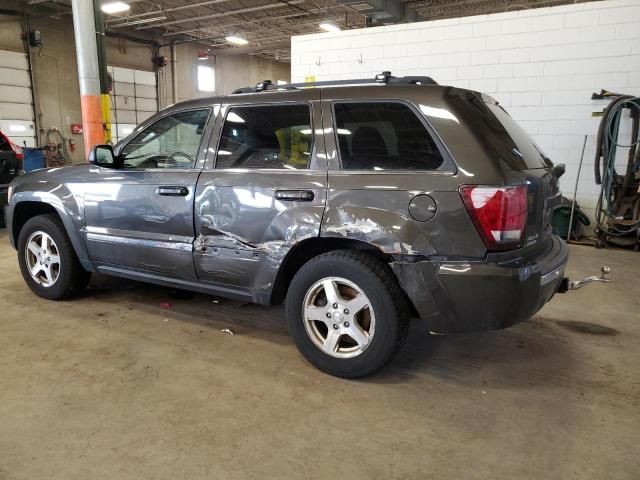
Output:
[{"xmin": 120, "ymin": 109, "xmax": 210, "ymax": 169}]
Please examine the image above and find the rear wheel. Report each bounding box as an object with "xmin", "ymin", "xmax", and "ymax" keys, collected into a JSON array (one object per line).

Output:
[
  {"xmin": 17, "ymin": 214, "xmax": 91, "ymax": 300},
  {"xmin": 286, "ymin": 250, "xmax": 408, "ymax": 378}
]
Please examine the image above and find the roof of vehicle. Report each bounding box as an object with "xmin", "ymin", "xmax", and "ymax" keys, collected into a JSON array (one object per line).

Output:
[
  {"xmin": 165, "ymin": 72, "xmax": 462, "ymax": 112},
  {"xmin": 230, "ymin": 71, "xmax": 437, "ymax": 94}
]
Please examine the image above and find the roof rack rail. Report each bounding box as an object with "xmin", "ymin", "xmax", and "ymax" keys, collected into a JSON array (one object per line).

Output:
[{"xmin": 230, "ymin": 71, "xmax": 437, "ymax": 94}]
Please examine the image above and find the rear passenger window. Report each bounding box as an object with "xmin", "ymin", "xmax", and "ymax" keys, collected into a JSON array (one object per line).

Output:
[
  {"xmin": 215, "ymin": 104, "xmax": 312, "ymax": 170},
  {"xmin": 334, "ymin": 102, "xmax": 445, "ymax": 171}
]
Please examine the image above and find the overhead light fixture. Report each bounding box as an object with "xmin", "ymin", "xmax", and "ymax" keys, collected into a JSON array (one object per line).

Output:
[
  {"xmin": 225, "ymin": 35, "xmax": 249, "ymax": 46},
  {"xmin": 101, "ymin": 2, "xmax": 130, "ymax": 14},
  {"xmin": 319, "ymin": 22, "xmax": 341, "ymax": 33},
  {"xmin": 109, "ymin": 15, "xmax": 167, "ymax": 27}
]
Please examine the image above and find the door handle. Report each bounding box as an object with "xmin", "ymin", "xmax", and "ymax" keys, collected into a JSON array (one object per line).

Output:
[
  {"xmin": 274, "ymin": 190, "xmax": 315, "ymax": 202},
  {"xmin": 156, "ymin": 186, "xmax": 189, "ymax": 196}
]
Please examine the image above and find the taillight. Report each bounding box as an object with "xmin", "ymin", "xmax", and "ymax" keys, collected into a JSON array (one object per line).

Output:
[
  {"xmin": 9, "ymin": 140, "xmax": 23, "ymax": 161},
  {"xmin": 459, "ymin": 185, "xmax": 528, "ymax": 251}
]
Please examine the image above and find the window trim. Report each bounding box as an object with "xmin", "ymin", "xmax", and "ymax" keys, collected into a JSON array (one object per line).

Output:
[
  {"xmin": 330, "ymin": 99, "xmax": 457, "ymax": 174},
  {"xmin": 116, "ymin": 107, "xmax": 213, "ymax": 172},
  {"xmin": 213, "ymin": 102, "xmax": 315, "ymax": 171}
]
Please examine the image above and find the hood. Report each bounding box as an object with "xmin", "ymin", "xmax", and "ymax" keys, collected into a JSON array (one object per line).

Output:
[{"xmin": 11, "ymin": 164, "xmax": 93, "ymax": 186}]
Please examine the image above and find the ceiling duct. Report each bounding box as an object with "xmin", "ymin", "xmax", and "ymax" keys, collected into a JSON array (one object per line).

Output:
[{"xmin": 337, "ymin": 0, "xmax": 420, "ymax": 24}]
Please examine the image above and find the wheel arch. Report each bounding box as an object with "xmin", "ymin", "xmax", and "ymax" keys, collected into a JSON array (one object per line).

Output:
[
  {"xmin": 11, "ymin": 199, "xmax": 89, "ymax": 265},
  {"xmin": 270, "ymin": 237, "xmax": 409, "ymax": 306}
]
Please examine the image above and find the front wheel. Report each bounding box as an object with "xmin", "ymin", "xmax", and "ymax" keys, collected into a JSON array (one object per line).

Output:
[
  {"xmin": 285, "ymin": 250, "xmax": 409, "ymax": 378},
  {"xmin": 17, "ymin": 214, "xmax": 91, "ymax": 300}
]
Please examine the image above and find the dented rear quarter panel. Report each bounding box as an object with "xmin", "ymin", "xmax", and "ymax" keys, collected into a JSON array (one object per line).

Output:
[{"xmin": 319, "ymin": 86, "xmax": 489, "ymax": 258}]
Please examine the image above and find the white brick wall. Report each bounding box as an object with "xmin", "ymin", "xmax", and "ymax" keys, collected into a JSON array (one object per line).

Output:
[{"xmin": 291, "ymin": 0, "xmax": 640, "ymax": 227}]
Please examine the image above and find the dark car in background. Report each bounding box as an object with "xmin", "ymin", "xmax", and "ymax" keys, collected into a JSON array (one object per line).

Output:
[
  {"xmin": 0, "ymin": 130, "xmax": 24, "ymax": 227},
  {"xmin": 4, "ymin": 73, "xmax": 571, "ymax": 378}
]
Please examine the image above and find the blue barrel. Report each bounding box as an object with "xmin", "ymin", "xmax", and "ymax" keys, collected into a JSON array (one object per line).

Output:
[{"xmin": 23, "ymin": 148, "xmax": 45, "ymax": 172}]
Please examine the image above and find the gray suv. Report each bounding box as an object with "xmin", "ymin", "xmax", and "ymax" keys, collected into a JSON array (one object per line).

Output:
[{"xmin": 5, "ymin": 73, "xmax": 570, "ymax": 377}]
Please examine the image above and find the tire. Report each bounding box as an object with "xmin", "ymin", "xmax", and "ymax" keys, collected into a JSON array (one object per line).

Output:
[
  {"xmin": 17, "ymin": 214, "xmax": 91, "ymax": 300},
  {"xmin": 285, "ymin": 250, "xmax": 409, "ymax": 378},
  {"xmin": 0, "ymin": 203, "xmax": 6, "ymax": 227}
]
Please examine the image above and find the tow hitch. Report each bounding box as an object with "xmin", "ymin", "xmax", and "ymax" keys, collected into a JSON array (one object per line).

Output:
[{"xmin": 558, "ymin": 266, "xmax": 611, "ymax": 292}]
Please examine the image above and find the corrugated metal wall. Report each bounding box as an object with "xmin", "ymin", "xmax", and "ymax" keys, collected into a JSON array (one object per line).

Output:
[
  {"xmin": 0, "ymin": 49, "xmax": 36, "ymax": 147},
  {"xmin": 108, "ymin": 66, "xmax": 158, "ymax": 144}
]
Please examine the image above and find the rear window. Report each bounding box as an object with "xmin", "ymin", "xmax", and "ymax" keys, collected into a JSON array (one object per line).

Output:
[
  {"xmin": 333, "ymin": 102, "xmax": 445, "ymax": 171},
  {"xmin": 482, "ymin": 102, "xmax": 549, "ymax": 170}
]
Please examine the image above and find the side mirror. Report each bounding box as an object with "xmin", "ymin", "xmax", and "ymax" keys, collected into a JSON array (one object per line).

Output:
[{"xmin": 88, "ymin": 145, "xmax": 117, "ymax": 168}]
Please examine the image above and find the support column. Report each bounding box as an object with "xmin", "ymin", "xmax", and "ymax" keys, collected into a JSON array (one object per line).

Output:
[
  {"xmin": 71, "ymin": 0, "xmax": 104, "ymax": 158},
  {"xmin": 171, "ymin": 41, "xmax": 178, "ymax": 104},
  {"xmin": 93, "ymin": 0, "xmax": 112, "ymax": 144}
]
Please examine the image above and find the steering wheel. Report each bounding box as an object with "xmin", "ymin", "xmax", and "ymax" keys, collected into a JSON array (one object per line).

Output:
[{"xmin": 166, "ymin": 151, "xmax": 195, "ymax": 167}]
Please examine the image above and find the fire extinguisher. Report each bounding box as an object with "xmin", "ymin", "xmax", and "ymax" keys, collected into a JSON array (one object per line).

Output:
[{"xmin": 68, "ymin": 139, "xmax": 75, "ymax": 153}]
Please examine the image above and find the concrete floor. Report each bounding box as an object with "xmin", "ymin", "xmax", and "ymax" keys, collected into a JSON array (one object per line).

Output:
[{"xmin": 0, "ymin": 229, "xmax": 638, "ymax": 480}]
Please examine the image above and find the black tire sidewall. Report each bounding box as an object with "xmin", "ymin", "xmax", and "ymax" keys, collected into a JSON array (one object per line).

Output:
[
  {"xmin": 17, "ymin": 215, "xmax": 79, "ymax": 300},
  {"xmin": 286, "ymin": 254, "xmax": 402, "ymax": 378}
]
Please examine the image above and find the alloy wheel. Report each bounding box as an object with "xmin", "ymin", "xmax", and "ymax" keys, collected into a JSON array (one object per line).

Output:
[
  {"xmin": 25, "ymin": 231, "xmax": 61, "ymax": 288},
  {"xmin": 302, "ymin": 276, "xmax": 376, "ymax": 359}
]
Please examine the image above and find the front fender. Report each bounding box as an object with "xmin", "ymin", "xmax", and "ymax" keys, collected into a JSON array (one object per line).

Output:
[{"xmin": 10, "ymin": 184, "xmax": 89, "ymax": 262}]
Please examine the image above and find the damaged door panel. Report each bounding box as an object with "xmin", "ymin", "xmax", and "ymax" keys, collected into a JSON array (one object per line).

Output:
[
  {"xmin": 84, "ymin": 107, "xmax": 214, "ymax": 278},
  {"xmin": 194, "ymin": 91, "xmax": 327, "ymax": 299}
]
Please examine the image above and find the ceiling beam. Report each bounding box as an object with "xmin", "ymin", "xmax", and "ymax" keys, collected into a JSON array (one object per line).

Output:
[
  {"xmin": 160, "ymin": 5, "xmax": 348, "ymax": 37},
  {"xmin": 135, "ymin": 0, "xmax": 306, "ymax": 30},
  {"xmin": 107, "ymin": 0, "xmax": 233, "ymax": 23}
]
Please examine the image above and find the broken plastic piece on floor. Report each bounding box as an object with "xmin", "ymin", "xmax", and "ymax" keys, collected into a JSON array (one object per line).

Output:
[{"xmin": 221, "ymin": 328, "xmax": 235, "ymax": 335}]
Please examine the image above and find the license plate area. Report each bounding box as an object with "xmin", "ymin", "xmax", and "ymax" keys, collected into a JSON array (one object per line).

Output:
[{"xmin": 540, "ymin": 264, "xmax": 564, "ymax": 286}]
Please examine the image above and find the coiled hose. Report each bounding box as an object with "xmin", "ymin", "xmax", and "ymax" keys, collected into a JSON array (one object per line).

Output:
[{"xmin": 594, "ymin": 95, "xmax": 640, "ymax": 237}]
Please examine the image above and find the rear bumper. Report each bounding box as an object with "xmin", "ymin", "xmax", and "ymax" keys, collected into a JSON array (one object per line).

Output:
[{"xmin": 391, "ymin": 235, "xmax": 569, "ymax": 333}]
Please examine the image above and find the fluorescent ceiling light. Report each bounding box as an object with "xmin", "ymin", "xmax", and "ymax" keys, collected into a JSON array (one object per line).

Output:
[
  {"xmin": 319, "ymin": 22, "xmax": 340, "ymax": 33},
  {"xmin": 225, "ymin": 35, "xmax": 249, "ymax": 45},
  {"xmin": 101, "ymin": 2, "xmax": 130, "ymax": 14},
  {"xmin": 110, "ymin": 15, "xmax": 167, "ymax": 27}
]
